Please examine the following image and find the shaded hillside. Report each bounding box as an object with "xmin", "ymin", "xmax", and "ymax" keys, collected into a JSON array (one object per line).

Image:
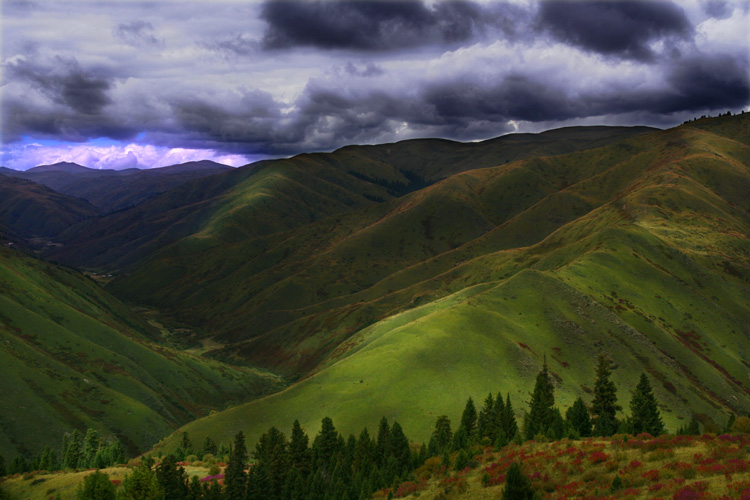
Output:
[
  {"xmin": 1, "ymin": 160, "xmax": 233, "ymax": 213},
  {"xmin": 0, "ymin": 175, "xmax": 99, "ymax": 238},
  {"xmin": 49, "ymin": 126, "xmax": 654, "ymax": 272},
  {"xmin": 143, "ymin": 115, "xmax": 749, "ymax": 451},
  {"xmin": 0, "ymin": 245, "xmax": 283, "ymax": 459}
]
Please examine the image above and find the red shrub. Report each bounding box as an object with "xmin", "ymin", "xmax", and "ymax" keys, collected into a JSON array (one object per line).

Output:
[
  {"xmin": 672, "ymin": 486, "xmax": 704, "ymax": 500},
  {"xmin": 642, "ymin": 469, "xmax": 661, "ymax": 482},
  {"xmin": 589, "ymin": 451, "xmax": 609, "ymax": 464}
]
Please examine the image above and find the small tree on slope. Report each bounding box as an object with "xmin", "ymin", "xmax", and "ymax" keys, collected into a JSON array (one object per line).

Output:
[
  {"xmin": 502, "ymin": 462, "xmax": 536, "ymax": 500},
  {"xmin": 630, "ymin": 373, "xmax": 665, "ymax": 436}
]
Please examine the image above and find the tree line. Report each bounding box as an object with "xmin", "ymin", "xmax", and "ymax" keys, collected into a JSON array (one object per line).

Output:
[
  {"xmin": 3, "ymin": 353, "xmax": 746, "ymax": 500},
  {"xmin": 0, "ymin": 428, "xmax": 124, "ymax": 477}
]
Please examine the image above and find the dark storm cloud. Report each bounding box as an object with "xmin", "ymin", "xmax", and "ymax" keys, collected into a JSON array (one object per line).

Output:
[
  {"xmin": 538, "ymin": 1, "xmax": 692, "ymax": 61},
  {"xmin": 164, "ymin": 89, "xmax": 292, "ymax": 152},
  {"xmin": 260, "ymin": 0, "xmax": 524, "ymax": 51},
  {"xmin": 661, "ymin": 54, "xmax": 750, "ymax": 112},
  {"xmin": 5, "ymin": 56, "xmax": 113, "ymax": 115},
  {"xmin": 113, "ymin": 21, "xmax": 162, "ymax": 47},
  {"xmin": 2, "ymin": 0, "xmax": 749, "ymax": 168}
]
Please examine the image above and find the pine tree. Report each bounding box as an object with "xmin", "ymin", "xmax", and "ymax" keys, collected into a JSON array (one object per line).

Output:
[
  {"xmin": 202, "ymin": 437, "xmax": 217, "ymax": 457},
  {"xmin": 313, "ymin": 416, "xmax": 340, "ymax": 472},
  {"xmin": 289, "ymin": 419, "xmax": 311, "ymax": 474},
  {"xmin": 118, "ymin": 464, "xmax": 164, "ymax": 500},
  {"xmin": 353, "ymin": 427, "xmax": 374, "ymax": 473},
  {"xmin": 566, "ymin": 397, "xmax": 592, "ymax": 437},
  {"xmin": 76, "ymin": 470, "xmax": 116, "ymax": 500},
  {"xmin": 39, "ymin": 446, "xmax": 57, "ymax": 472},
  {"xmin": 388, "ymin": 422, "xmax": 410, "ymax": 477},
  {"xmin": 223, "ymin": 431, "xmax": 248, "ymax": 500},
  {"xmin": 492, "ymin": 393, "xmax": 506, "ymax": 443},
  {"xmin": 591, "ymin": 355, "xmax": 620, "ymax": 436},
  {"xmin": 428, "ymin": 416, "xmax": 452, "ymax": 455},
  {"xmin": 155, "ymin": 455, "xmax": 188, "ymax": 500},
  {"xmin": 477, "ymin": 393, "xmax": 495, "ymax": 441},
  {"xmin": 525, "ymin": 358, "xmax": 555, "ymax": 439},
  {"xmin": 547, "ymin": 407, "xmax": 566, "ymax": 440},
  {"xmin": 459, "ymin": 397, "xmax": 478, "ymax": 438},
  {"xmin": 630, "ymin": 373, "xmax": 665, "ymax": 436},
  {"xmin": 187, "ymin": 475, "xmax": 203, "ymax": 500},
  {"xmin": 180, "ymin": 433, "xmax": 193, "ymax": 457},
  {"xmin": 686, "ymin": 415, "xmax": 701, "ymax": 435},
  {"xmin": 452, "ymin": 426, "xmax": 469, "ymax": 451},
  {"xmin": 202, "ymin": 478, "xmax": 223, "ymax": 500},
  {"xmin": 501, "ymin": 394, "xmax": 518, "ymax": 441},
  {"xmin": 254, "ymin": 427, "xmax": 289, "ymax": 500},
  {"xmin": 81, "ymin": 429, "xmax": 99, "ymax": 469},
  {"xmin": 375, "ymin": 417, "xmax": 390, "ymax": 466},
  {"xmin": 65, "ymin": 430, "xmax": 83, "ymax": 469},
  {"xmin": 501, "ymin": 462, "xmax": 535, "ymax": 500}
]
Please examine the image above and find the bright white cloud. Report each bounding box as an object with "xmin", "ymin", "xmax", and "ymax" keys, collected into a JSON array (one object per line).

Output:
[{"xmin": 1, "ymin": 141, "xmax": 253, "ymax": 171}]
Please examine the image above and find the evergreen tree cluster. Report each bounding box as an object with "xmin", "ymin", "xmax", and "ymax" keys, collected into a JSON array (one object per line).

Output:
[
  {"xmin": 2, "ymin": 427, "xmax": 124, "ymax": 476},
  {"xmin": 6, "ymin": 351, "xmax": 744, "ymax": 500},
  {"xmin": 521, "ymin": 355, "xmax": 667, "ymax": 440}
]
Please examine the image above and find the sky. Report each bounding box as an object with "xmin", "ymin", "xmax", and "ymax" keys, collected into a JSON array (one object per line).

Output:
[{"xmin": 1, "ymin": 0, "xmax": 748, "ymax": 171}]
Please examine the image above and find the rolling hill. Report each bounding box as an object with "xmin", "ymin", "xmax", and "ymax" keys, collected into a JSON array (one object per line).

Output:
[
  {"xmin": 144, "ymin": 114, "xmax": 750, "ymax": 454},
  {"xmin": 0, "ymin": 175, "xmax": 99, "ymax": 239},
  {"xmin": 0, "ymin": 245, "xmax": 283, "ymax": 459},
  {"xmin": 0, "ymin": 160, "xmax": 233, "ymax": 213},
  {"xmin": 5, "ymin": 117, "xmax": 748, "ymax": 467}
]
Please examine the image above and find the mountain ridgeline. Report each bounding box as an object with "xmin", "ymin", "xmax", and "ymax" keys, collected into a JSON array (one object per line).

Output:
[{"xmin": 1, "ymin": 116, "xmax": 749, "ymax": 461}]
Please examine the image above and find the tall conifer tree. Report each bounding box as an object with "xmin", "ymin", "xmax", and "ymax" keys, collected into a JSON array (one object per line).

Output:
[
  {"xmin": 428, "ymin": 416, "xmax": 452, "ymax": 455},
  {"xmin": 591, "ymin": 355, "xmax": 621, "ymax": 436},
  {"xmin": 289, "ymin": 420, "xmax": 310, "ymax": 474},
  {"xmin": 502, "ymin": 394, "xmax": 518, "ymax": 441},
  {"xmin": 224, "ymin": 431, "xmax": 248, "ymax": 500},
  {"xmin": 477, "ymin": 393, "xmax": 495, "ymax": 440},
  {"xmin": 630, "ymin": 373, "xmax": 665, "ymax": 436},
  {"xmin": 525, "ymin": 357, "xmax": 555, "ymax": 439},
  {"xmin": 459, "ymin": 397, "xmax": 478, "ymax": 437}
]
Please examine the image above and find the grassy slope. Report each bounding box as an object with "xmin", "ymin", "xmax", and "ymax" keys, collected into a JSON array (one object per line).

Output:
[
  {"xmin": 49, "ymin": 126, "xmax": 652, "ymax": 272},
  {"xmin": 152, "ymin": 115, "xmax": 750, "ymax": 455},
  {"xmin": 0, "ymin": 175, "xmax": 99, "ymax": 238},
  {"xmin": 0, "ymin": 246, "xmax": 283, "ymax": 459},
  {"xmin": 94, "ymin": 128, "xmax": 654, "ymax": 359}
]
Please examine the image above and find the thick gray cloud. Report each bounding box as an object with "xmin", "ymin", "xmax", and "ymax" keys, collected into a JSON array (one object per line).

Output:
[
  {"xmin": 6, "ymin": 56, "xmax": 113, "ymax": 115},
  {"xmin": 1, "ymin": 1, "xmax": 749, "ymax": 169},
  {"xmin": 538, "ymin": 1, "xmax": 692, "ymax": 61},
  {"xmin": 260, "ymin": 0, "xmax": 526, "ymax": 51}
]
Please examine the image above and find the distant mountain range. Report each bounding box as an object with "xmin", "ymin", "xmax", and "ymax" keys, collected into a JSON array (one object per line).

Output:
[
  {"xmin": 0, "ymin": 160, "xmax": 233, "ymax": 214},
  {"xmin": 2, "ymin": 117, "xmax": 749, "ymax": 459}
]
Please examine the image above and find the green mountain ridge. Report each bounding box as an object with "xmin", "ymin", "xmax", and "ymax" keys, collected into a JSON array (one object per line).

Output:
[
  {"xmin": 0, "ymin": 160, "xmax": 233, "ymax": 214},
  {"xmin": 2, "ymin": 117, "xmax": 748, "ymax": 467},
  {"xmin": 0, "ymin": 175, "xmax": 99, "ymax": 239},
  {"xmin": 149, "ymin": 115, "xmax": 750, "ymax": 455}
]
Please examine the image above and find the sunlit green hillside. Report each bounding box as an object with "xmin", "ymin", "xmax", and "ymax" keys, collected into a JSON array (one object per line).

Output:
[
  {"xmin": 149, "ymin": 115, "xmax": 749, "ymax": 453},
  {"xmin": 0, "ymin": 246, "xmax": 283, "ymax": 459}
]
